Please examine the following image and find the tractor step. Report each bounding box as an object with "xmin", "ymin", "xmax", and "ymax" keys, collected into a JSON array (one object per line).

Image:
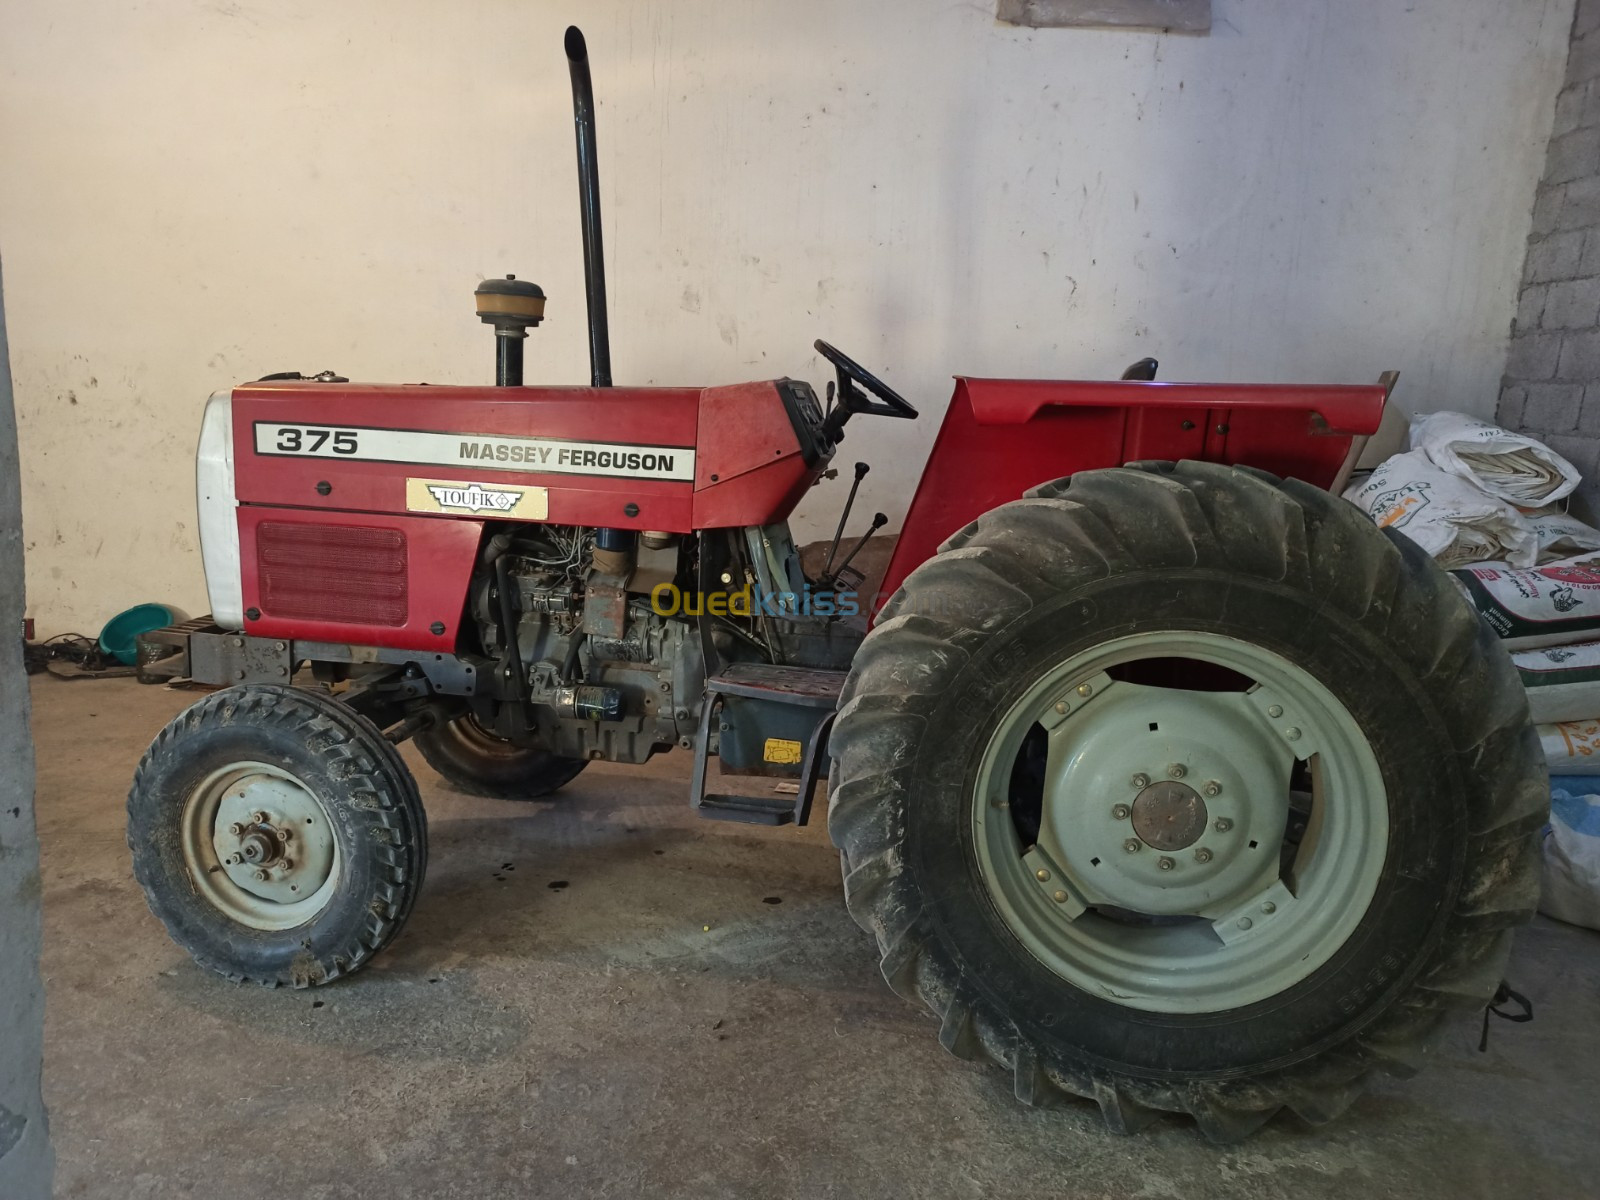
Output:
[
  {"xmin": 693, "ymin": 794, "xmax": 797, "ymax": 826},
  {"xmin": 688, "ymin": 662, "xmax": 844, "ymax": 827},
  {"xmin": 703, "ymin": 661, "xmax": 845, "ymax": 708}
]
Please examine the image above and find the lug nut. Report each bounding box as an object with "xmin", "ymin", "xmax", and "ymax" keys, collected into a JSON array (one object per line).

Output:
[
  {"xmin": 1111, "ymin": 804, "xmax": 1131, "ymax": 820},
  {"xmin": 1167, "ymin": 763, "xmax": 1186, "ymax": 779},
  {"xmin": 1123, "ymin": 838, "xmax": 1142, "ymax": 854},
  {"xmin": 251, "ymin": 811, "xmax": 268, "ymax": 825},
  {"xmin": 1157, "ymin": 856, "xmax": 1175, "ymax": 871},
  {"xmin": 1215, "ymin": 818, "xmax": 1233, "ymax": 832},
  {"xmin": 1202, "ymin": 781, "xmax": 1221, "ymax": 797},
  {"xmin": 280, "ymin": 828, "xmax": 293, "ymax": 842},
  {"xmin": 1034, "ymin": 868, "xmax": 1051, "ymax": 882},
  {"xmin": 225, "ymin": 853, "xmax": 242, "ymax": 866},
  {"xmin": 253, "ymin": 869, "xmax": 269, "ymax": 882},
  {"xmin": 280, "ymin": 858, "xmax": 294, "ymax": 871},
  {"xmin": 1075, "ymin": 683, "xmax": 1093, "ymax": 698},
  {"xmin": 1130, "ymin": 773, "xmax": 1150, "ymax": 789},
  {"xmin": 1194, "ymin": 847, "xmax": 1213, "ymax": 864},
  {"xmin": 228, "ymin": 822, "xmax": 244, "ymax": 836},
  {"xmin": 1267, "ymin": 704, "xmax": 1283, "ymax": 718}
]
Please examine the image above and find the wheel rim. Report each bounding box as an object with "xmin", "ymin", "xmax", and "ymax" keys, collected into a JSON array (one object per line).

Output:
[
  {"xmin": 180, "ymin": 760, "xmax": 341, "ymax": 931},
  {"xmin": 445, "ymin": 714, "xmax": 532, "ymax": 761},
  {"xmin": 971, "ymin": 630, "xmax": 1388, "ymax": 1015}
]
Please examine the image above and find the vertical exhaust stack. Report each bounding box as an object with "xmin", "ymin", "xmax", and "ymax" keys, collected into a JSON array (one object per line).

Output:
[
  {"xmin": 565, "ymin": 25, "xmax": 612, "ymax": 390},
  {"xmin": 566, "ymin": 27, "xmax": 632, "ymax": 566}
]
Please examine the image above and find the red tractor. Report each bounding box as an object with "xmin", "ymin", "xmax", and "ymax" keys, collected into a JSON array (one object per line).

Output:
[{"xmin": 128, "ymin": 27, "xmax": 1542, "ymax": 1141}]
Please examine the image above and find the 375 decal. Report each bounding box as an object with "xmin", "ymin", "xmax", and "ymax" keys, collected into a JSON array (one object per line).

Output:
[{"xmin": 268, "ymin": 426, "xmax": 360, "ymax": 455}]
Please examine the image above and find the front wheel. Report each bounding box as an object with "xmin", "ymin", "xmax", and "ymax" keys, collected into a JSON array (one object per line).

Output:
[
  {"xmin": 828, "ymin": 461, "xmax": 1545, "ymax": 1141},
  {"xmin": 128, "ymin": 684, "xmax": 427, "ymax": 987},
  {"xmin": 413, "ymin": 714, "xmax": 587, "ymax": 800}
]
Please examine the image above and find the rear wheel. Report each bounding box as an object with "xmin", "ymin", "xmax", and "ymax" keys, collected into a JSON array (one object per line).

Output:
[
  {"xmin": 828, "ymin": 461, "xmax": 1544, "ymax": 1140},
  {"xmin": 413, "ymin": 714, "xmax": 587, "ymax": 800}
]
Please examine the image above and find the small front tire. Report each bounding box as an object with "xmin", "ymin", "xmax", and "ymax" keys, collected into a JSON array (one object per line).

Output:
[
  {"xmin": 413, "ymin": 714, "xmax": 587, "ymax": 800},
  {"xmin": 127, "ymin": 684, "xmax": 427, "ymax": 987}
]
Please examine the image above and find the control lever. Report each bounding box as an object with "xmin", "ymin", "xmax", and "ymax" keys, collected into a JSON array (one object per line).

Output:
[
  {"xmin": 823, "ymin": 461, "xmax": 870, "ymax": 578},
  {"xmin": 827, "ymin": 512, "xmax": 888, "ymax": 589}
]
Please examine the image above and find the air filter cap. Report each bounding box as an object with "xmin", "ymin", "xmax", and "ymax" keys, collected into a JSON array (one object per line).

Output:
[{"xmin": 475, "ymin": 274, "xmax": 546, "ymax": 327}]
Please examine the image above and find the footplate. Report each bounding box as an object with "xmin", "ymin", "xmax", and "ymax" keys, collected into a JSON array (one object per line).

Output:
[{"xmin": 690, "ymin": 663, "xmax": 844, "ymax": 827}]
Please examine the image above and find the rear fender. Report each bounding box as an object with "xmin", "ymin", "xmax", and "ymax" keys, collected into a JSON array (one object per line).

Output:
[{"xmin": 877, "ymin": 377, "xmax": 1387, "ymax": 615}]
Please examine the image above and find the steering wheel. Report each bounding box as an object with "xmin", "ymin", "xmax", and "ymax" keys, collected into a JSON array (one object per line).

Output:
[{"xmin": 814, "ymin": 339, "xmax": 919, "ymax": 422}]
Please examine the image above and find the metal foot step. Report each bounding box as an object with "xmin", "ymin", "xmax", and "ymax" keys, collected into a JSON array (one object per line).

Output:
[
  {"xmin": 704, "ymin": 661, "xmax": 845, "ymax": 707},
  {"xmin": 694, "ymin": 794, "xmax": 796, "ymax": 826},
  {"xmin": 688, "ymin": 663, "xmax": 843, "ymax": 828}
]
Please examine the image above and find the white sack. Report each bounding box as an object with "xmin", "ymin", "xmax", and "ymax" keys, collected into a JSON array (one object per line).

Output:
[
  {"xmin": 1538, "ymin": 720, "xmax": 1600, "ymax": 774},
  {"xmin": 1542, "ymin": 782, "xmax": 1600, "ymax": 931},
  {"xmin": 1512, "ymin": 640, "xmax": 1600, "ymax": 722},
  {"xmin": 1343, "ymin": 451, "xmax": 1535, "ymax": 568},
  {"xmin": 1454, "ymin": 559, "xmax": 1600, "ymax": 648},
  {"xmin": 1526, "ymin": 506, "xmax": 1600, "ymax": 563},
  {"xmin": 1410, "ymin": 411, "xmax": 1580, "ymax": 507}
]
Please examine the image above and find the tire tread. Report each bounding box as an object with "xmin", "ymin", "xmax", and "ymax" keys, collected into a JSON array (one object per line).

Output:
[
  {"xmin": 127, "ymin": 684, "xmax": 427, "ymax": 988},
  {"xmin": 829, "ymin": 460, "xmax": 1542, "ymax": 1141}
]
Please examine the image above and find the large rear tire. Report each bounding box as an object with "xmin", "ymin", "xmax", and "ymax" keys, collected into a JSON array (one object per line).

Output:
[
  {"xmin": 413, "ymin": 714, "xmax": 587, "ymax": 800},
  {"xmin": 828, "ymin": 461, "xmax": 1544, "ymax": 1141}
]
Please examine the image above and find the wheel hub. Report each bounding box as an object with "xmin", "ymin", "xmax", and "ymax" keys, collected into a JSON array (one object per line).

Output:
[
  {"xmin": 1130, "ymin": 780, "xmax": 1208, "ymax": 850},
  {"xmin": 237, "ymin": 828, "xmax": 282, "ymax": 866},
  {"xmin": 211, "ymin": 778, "xmax": 334, "ymax": 901},
  {"xmin": 1028, "ymin": 677, "xmax": 1292, "ymax": 919},
  {"xmin": 972, "ymin": 630, "xmax": 1390, "ymax": 1013},
  {"xmin": 182, "ymin": 762, "xmax": 341, "ymax": 929}
]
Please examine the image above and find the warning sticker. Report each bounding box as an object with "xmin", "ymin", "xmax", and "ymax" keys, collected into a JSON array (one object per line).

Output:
[{"xmin": 763, "ymin": 738, "xmax": 803, "ymax": 765}]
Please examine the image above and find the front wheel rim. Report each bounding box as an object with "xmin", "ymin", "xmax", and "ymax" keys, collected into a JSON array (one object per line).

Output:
[
  {"xmin": 445, "ymin": 714, "xmax": 536, "ymax": 762},
  {"xmin": 180, "ymin": 761, "xmax": 341, "ymax": 931},
  {"xmin": 971, "ymin": 630, "xmax": 1388, "ymax": 1015}
]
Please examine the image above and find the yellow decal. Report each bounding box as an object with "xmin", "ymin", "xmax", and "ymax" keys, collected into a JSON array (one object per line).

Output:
[
  {"xmin": 406, "ymin": 478, "xmax": 548, "ymax": 520},
  {"xmin": 763, "ymin": 738, "xmax": 803, "ymax": 765}
]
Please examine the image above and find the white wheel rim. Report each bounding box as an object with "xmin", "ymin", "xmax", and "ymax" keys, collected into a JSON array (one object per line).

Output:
[
  {"xmin": 180, "ymin": 760, "xmax": 341, "ymax": 931},
  {"xmin": 972, "ymin": 631, "xmax": 1389, "ymax": 1015}
]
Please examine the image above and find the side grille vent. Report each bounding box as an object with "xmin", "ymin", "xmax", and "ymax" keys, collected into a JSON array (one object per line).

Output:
[{"xmin": 257, "ymin": 521, "xmax": 408, "ymax": 626}]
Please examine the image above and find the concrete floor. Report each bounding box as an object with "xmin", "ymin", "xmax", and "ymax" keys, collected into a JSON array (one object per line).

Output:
[{"xmin": 31, "ymin": 677, "xmax": 1600, "ymax": 1199}]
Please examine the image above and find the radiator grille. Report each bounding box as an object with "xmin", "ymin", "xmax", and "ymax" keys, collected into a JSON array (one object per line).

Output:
[{"xmin": 257, "ymin": 521, "xmax": 408, "ymax": 626}]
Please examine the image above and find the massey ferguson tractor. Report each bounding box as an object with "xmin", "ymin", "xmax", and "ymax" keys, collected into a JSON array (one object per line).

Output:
[{"xmin": 127, "ymin": 27, "xmax": 1542, "ymax": 1142}]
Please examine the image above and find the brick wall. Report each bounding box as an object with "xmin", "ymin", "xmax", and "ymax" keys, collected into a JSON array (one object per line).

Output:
[{"xmin": 1501, "ymin": 1, "xmax": 1600, "ymax": 507}]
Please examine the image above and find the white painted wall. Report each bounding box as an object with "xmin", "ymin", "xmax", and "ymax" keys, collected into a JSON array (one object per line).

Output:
[{"xmin": 0, "ymin": 0, "xmax": 1574, "ymax": 634}]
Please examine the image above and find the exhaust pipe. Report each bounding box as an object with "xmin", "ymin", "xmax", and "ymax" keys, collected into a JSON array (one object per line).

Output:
[
  {"xmin": 565, "ymin": 27, "xmax": 632, "ymax": 566},
  {"xmin": 565, "ymin": 26, "xmax": 612, "ymax": 389}
]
